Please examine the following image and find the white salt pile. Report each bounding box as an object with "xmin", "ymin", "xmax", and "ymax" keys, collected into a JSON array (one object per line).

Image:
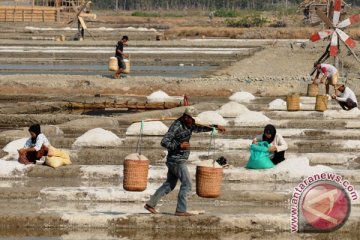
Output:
[
  {"xmin": 72, "ymin": 128, "xmax": 123, "ymax": 147},
  {"xmin": 324, "ymin": 108, "xmax": 360, "ymax": 119},
  {"xmin": 0, "ymin": 159, "xmax": 29, "ymax": 177},
  {"xmin": 125, "ymin": 153, "xmax": 148, "ymax": 161},
  {"xmin": 126, "ymin": 121, "xmax": 168, "ymax": 136},
  {"xmin": 217, "ymin": 101, "xmax": 250, "ymax": 118},
  {"xmin": 274, "ymin": 156, "xmax": 333, "ymax": 178},
  {"xmin": 233, "ymin": 111, "xmax": 270, "ymax": 126},
  {"xmin": 197, "ymin": 111, "xmax": 228, "ymax": 126},
  {"xmin": 195, "ymin": 159, "xmax": 222, "ymax": 168},
  {"xmin": 269, "ymin": 99, "xmax": 287, "ymax": 110},
  {"xmin": 2, "ymin": 137, "xmax": 28, "ymax": 160},
  {"xmin": 229, "ymin": 91, "xmax": 256, "ymax": 103},
  {"xmin": 147, "ymin": 90, "xmax": 173, "ymax": 102}
]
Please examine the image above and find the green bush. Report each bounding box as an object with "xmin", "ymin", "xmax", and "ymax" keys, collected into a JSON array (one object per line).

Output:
[
  {"xmin": 131, "ymin": 11, "xmax": 160, "ymax": 17},
  {"xmin": 214, "ymin": 9, "xmax": 240, "ymax": 18},
  {"xmin": 225, "ymin": 15, "xmax": 268, "ymax": 28}
]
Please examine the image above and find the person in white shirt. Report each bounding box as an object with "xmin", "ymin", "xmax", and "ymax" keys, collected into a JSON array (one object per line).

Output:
[
  {"xmin": 313, "ymin": 62, "xmax": 338, "ymax": 96},
  {"xmin": 332, "ymin": 84, "xmax": 358, "ymax": 110},
  {"xmin": 18, "ymin": 124, "xmax": 50, "ymax": 165},
  {"xmin": 252, "ymin": 124, "xmax": 288, "ymax": 165}
]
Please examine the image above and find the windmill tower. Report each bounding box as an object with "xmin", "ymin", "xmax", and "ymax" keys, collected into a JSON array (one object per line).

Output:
[{"xmin": 309, "ymin": 0, "xmax": 360, "ymax": 71}]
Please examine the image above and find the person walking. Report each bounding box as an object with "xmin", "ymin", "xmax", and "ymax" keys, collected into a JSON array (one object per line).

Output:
[
  {"xmin": 332, "ymin": 84, "xmax": 358, "ymax": 110},
  {"xmin": 313, "ymin": 62, "xmax": 338, "ymax": 97},
  {"xmin": 113, "ymin": 35, "xmax": 129, "ymax": 79},
  {"xmin": 144, "ymin": 107, "xmax": 225, "ymax": 216}
]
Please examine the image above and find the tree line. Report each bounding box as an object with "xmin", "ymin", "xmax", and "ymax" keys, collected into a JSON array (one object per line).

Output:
[{"xmin": 92, "ymin": 0, "xmax": 360, "ymax": 10}]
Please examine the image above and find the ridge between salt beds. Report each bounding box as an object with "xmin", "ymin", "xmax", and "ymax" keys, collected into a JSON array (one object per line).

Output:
[
  {"xmin": 72, "ymin": 128, "xmax": 123, "ymax": 147},
  {"xmin": 324, "ymin": 108, "xmax": 360, "ymax": 119}
]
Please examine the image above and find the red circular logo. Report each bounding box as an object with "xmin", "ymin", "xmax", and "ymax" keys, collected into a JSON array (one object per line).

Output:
[{"xmin": 301, "ymin": 182, "xmax": 351, "ymax": 232}]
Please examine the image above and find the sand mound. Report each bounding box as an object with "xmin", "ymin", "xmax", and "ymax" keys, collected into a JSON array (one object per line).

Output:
[
  {"xmin": 217, "ymin": 101, "xmax": 250, "ymax": 117},
  {"xmin": 73, "ymin": 128, "xmax": 123, "ymax": 147}
]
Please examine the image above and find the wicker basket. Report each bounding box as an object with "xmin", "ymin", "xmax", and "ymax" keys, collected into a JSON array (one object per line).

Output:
[
  {"xmin": 108, "ymin": 57, "xmax": 118, "ymax": 71},
  {"xmin": 315, "ymin": 95, "xmax": 328, "ymax": 112},
  {"xmin": 196, "ymin": 166, "xmax": 223, "ymax": 198},
  {"xmin": 287, "ymin": 95, "xmax": 300, "ymax": 111},
  {"xmin": 123, "ymin": 159, "xmax": 149, "ymax": 191},
  {"xmin": 307, "ymin": 83, "xmax": 319, "ymax": 97}
]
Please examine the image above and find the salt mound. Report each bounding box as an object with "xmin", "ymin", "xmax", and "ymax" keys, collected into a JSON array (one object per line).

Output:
[
  {"xmin": 233, "ymin": 111, "xmax": 270, "ymax": 126},
  {"xmin": 274, "ymin": 157, "xmax": 333, "ymax": 178},
  {"xmin": 324, "ymin": 107, "xmax": 360, "ymax": 119},
  {"xmin": 2, "ymin": 138, "xmax": 28, "ymax": 160},
  {"xmin": 197, "ymin": 111, "xmax": 227, "ymax": 126},
  {"xmin": 0, "ymin": 159, "xmax": 29, "ymax": 177},
  {"xmin": 73, "ymin": 128, "xmax": 123, "ymax": 147},
  {"xmin": 217, "ymin": 102, "xmax": 249, "ymax": 118},
  {"xmin": 196, "ymin": 159, "xmax": 222, "ymax": 168},
  {"xmin": 269, "ymin": 99, "xmax": 287, "ymax": 110},
  {"xmin": 147, "ymin": 90, "xmax": 173, "ymax": 102},
  {"xmin": 126, "ymin": 121, "xmax": 168, "ymax": 136},
  {"xmin": 229, "ymin": 92, "xmax": 256, "ymax": 103},
  {"xmin": 125, "ymin": 153, "xmax": 148, "ymax": 161}
]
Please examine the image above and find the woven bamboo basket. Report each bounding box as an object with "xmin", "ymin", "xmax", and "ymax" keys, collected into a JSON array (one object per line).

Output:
[
  {"xmin": 108, "ymin": 57, "xmax": 118, "ymax": 71},
  {"xmin": 307, "ymin": 83, "xmax": 319, "ymax": 97},
  {"xmin": 196, "ymin": 166, "xmax": 223, "ymax": 198},
  {"xmin": 123, "ymin": 158, "xmax": 149, "ymax": 191},
  {"xmin": 287, "ymin": 95, "xmax": 300, "ymax": 111},
  {"xmin": 315, "ymin": 95, "xmax": 328, "ymax": 112}
]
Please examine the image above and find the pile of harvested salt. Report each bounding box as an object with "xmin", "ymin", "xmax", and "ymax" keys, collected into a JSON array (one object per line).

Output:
[
  {"xmin": 125, "ymin": 153, "xmax": 148, "ymax": 161},
  {"xmin": 73, "ymin": 128, "xmax": 123, "ymax": 147},
  {"xmin": 229, "ymin": 91, "xmax": 255, "ymax": 103},
  {"xmin": 2, "ymin": 137, "xmax": 28, "ymax": 160},
  {"xmin": 269, "ymin": 99, "xmax": 287, "ymax": 110},
  {"xmin": 147, "ymin": 90, "xmax": 173, "ymax": 102},
  {"xmin": 197, "ymin": 111, "xmax": 227, "ymax": 126},
  {"xmin": 217, "ymin": 101, "xmax": 249, "ymax": 118},
  {"xmin": 195, "ymin": 159, "xmax": 222, "ymax": 168},
  {"xmin": 126, "ymin": 121, "xmax": 168, "ymax": 136},
  {"xmin": 0, "ymin": 159, "xmax": 29, "ymax": 177},
  {"xmin": 233, "ymin": 111, "xmax": 270, "ymax": 126},
  {"xmin": 324, "ymin": 108, "xmax": 360, "ymax": 119},
  {"xmin": 274, "ymin": 156, "xmax": 333, "ymax": 178}
]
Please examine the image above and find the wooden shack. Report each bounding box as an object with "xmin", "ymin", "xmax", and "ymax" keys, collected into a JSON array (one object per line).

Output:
[{"xmin": 0, "ymin": 0, "xmax": 92, "ymax": 22}]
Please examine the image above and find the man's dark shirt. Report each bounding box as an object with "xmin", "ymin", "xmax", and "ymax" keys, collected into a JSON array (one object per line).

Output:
[{"xmin": 115, "ymin": 41, "xmax": 124, "ymax": 59}]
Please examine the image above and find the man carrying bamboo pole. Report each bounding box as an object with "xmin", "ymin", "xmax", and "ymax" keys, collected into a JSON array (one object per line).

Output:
[{"xmin": 144, "ymin": 107, "xmax": 225, "ymax": 216}]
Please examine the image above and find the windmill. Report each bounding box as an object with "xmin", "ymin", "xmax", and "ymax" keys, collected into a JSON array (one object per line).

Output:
[{"xmin": 309, "ymin": 0, "xmax": 360, "ymax": 73}]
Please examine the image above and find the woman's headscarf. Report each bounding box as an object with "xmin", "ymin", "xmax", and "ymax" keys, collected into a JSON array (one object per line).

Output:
[
  {"xmin": 262, "ymin": 124, "xmax": 276, "ymax": 144},
  {"xmin": 29, "ymin": 124, "xmax": 41, "ymax": 144}
]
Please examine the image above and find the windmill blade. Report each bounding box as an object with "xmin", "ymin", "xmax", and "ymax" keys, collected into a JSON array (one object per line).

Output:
[
  {"xmin": 310, "ymin": 30, "xmax": 333, "ymax": 42},
  {"xmin": 337, "ymin": 14, "xmax": 360, "ymax": 28},
  {"xmin": 315, "ymin": 7, "xmax": 333, "ymax": 28},
  {"xmin": 336, "ymin": 28, "xmax": 356, "ymax": 48},
  {"xmin": 329, "ymin": 32, "xmax": 338, "ymax": 56},
  {"xmin": 332, "ymin": 0, "xmax": 342, "ymax": 26}
]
